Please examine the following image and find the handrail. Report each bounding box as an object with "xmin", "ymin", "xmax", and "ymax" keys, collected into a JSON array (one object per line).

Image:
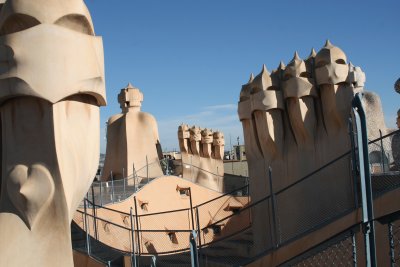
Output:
[
  {"xmin": 76, "ymin": 209, "xmax": 131, "ymax": 231},
  {"xmin": 84, "ymin": 198, "xmax": 131, "ymax": 216},
  {"xmin": 138, "ymin": 207, "xmax": 191, "ymax": 218},
  {"xmin": 368, "ymin": 129, "xmax": 399, "ymax": 145}
]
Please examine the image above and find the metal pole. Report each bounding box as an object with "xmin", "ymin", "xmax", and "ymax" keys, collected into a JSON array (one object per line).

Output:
[
  {"xmin": 151, "ymin": 256, "xmax": 156, "ymax": 267},
  {"xmin": 166, "ymin": 157, "xmax": 169, "ymax": 175},
  {"xmin": 99, "ymin": 180, "xmax": 103, "ymax": 206},
  {"xmin": 188, "ymin": 188, "xmax": 195, "ymax": 230},
  {"xmin": 146, "ymin": 155, "xmax": 149, "ymax": 184},
  {"xmin": 353, "ymin": 93, "xmax": 377, "ymax": 267},
  {"xmin": 83, "ymin": 198, "xmax": 91, "ymax": 255},
  {"xmin": 133, "ymin": 163, "xmax": 137, "ymax": 192},
  {"xmin": 111, "ymin": 171, "xmax": 115, "ymax": 203},
  {"xmin": 130, "ymin": 207, "xmax": 137, "ymax": 267},
  {"xmin": 123, "ymin": 167, "xmax": 126, "ymax": 199},
  {"xmin": 268, "ymin": 167, "xmax": 279, "ymax": 247},
  {"xmin": 349, "ymin": 118, "xmax": 359, "ymax": 209},
  {"xmin": 190, "ymin": 230, "xmax": 199, "ymax": 267},
  {"xmin": 133, "ymin": 196, "xmax": 142, "ymax": 256},
  {"xmin": 379, "ymin": 129, "xmax": 385, "ymax": 171},
  {"xmin": 91, "ymin": 185, "xmax": 98, "ymax": 240},
  {"xmin": 195, "ymin": 207, "xmax": 202, "ymax": 259}
]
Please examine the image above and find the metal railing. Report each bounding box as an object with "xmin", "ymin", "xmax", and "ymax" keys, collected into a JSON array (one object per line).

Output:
[
  {"xmin": 87, "ymin": 158, "xmax": 229, "ymax": 208},
  {"xmin": 76, "ymin": 184, "xmax": 251, "ymax": 255},
  {"xmin": 279, "ymin": 225, "xmax": 359, "ymax": 267},
  {"xmin": 368, "ymin": 129, "xmax": 399, "ymax": 173},
  {"xmin": 74, "ymin": 144, "xmax": 358, "ymax": 265},
  {"xmin": 369, "ymin": 130, "xmax": 400, "ymax": 197},
  {"xmin": 74, "ymin": 96, "xmax": 400, "ymax": 266},
  {"xmin": 87, "ymin": 160, "xmax": 165, "ymax": 207},
  {"xmin": 278, "ymin": 210, "xmax": 400, "ymax": 267}
]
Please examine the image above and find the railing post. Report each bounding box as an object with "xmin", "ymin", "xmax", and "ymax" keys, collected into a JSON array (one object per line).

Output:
[
  {"xmin": 349, "ymin": 118, "xmax": 359, "ymax": 209},
  {"xmin": 123, "ymin": 167, "xmax": 126, "ymax": 199},
  {"xmin": 379, "ymin": 129, "xmax": 385, "ymax": 171},
  {"xmin": 268, "ymin": 166, "xmax": 279, "ymax": 247},
  {"xmin": 83, "ymin": 198, "xmax": 91, "ymax": 255},
  {"xmin": 133, "ymin": 163, "xmax": 137, "ymax": 192},
  {"xmin": 130, "ymin": 207, "xmax": 137, "ymax": 267},
  {"xmin": 99, "ymin": 180, "xmax": 103, "ymax": 207},
  {"xmin": 352, "ymin": 93, "xmax": 377, "ymax": 267},
  {"xmin": 133, "ymin": 196, "xmax": 141, "ymax": 256},
  {"xmin": 195, "ymin": 207, "xmax": 202, "ymax": 249},
  {"xmin": 190, "ymin": 230, "xmax": 199, "ymax": 267},
  {"xmin": 91, "ymin": 184, "xmax": 98, "ymax": 240},
  {"xmin": 166, "ymin": 157, "xmax": 169, "ymax": 175},
  {"xmin": 188, "ymin": 188, "xmax": 195, "ymax": 230},
  {"xmin": 146, "ymin": 155, "xmax": 149, "ymax": 184},
  {"xmin": 151, "ymin": 255, "xmax": 156, "ymax": 267},
  {"xmin": 110, "ymin": 171, "xmax": 115, "ymax": 203}
]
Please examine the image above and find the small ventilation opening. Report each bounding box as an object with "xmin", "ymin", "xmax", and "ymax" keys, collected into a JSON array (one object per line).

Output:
[
  {"xmin": 141, "ymin": 202, "xmax": 148, "ymax": 211},
  {"xmin": 176, "ymin": 185, "xmax": 190, "ymax": 197},
  {"xmin": 211, "ymin": 225, "xmax": 222, "ymax": 236},
  {"xmin": 167, "ymin": 232, "xmax": 178, "ymax": 244}
]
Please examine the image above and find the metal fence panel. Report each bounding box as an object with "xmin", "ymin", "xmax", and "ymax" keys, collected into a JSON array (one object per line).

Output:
[
  {"xmin": 275, "ymin": 154, "xmax": 355, "ymax": 244},
  {"xmin": 280, "ymin": 228, "xmax": 357, "ymax": 267}
]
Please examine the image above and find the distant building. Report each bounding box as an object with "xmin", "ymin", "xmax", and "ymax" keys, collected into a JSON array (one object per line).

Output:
[{"xmin": 223, "ymin": 144, "xmax": 248, "ymax": 185}]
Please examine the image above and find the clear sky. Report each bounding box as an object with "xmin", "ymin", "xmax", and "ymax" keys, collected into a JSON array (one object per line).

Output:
[{"xmin": 85, "ymin": 0, "xmax": 400, "ymax": 153}]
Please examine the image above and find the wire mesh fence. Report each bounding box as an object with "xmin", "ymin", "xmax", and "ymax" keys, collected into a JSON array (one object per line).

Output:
[
  {"xmin": 368, "ymin": 130, "xmax": 400, "ymax": 174},
  {"xmin": 72, "ymin": 129, "xmax": 400, "ymax": 266},
  {"xmin": 274, "ymin": 151, "xmax": 355, "ymax": 245},
  {"xmin": 369, "ymin": 130, "xmax": 400, "ymax": 197},
  {"xmin": 279, "ymin": 227, "xmax": 358, "ymax": 267},
  {"xmin": 138, "ymin": 230, "xmax": 192, "ymax": 255},
  {"xmin": 85, "ymin": 160, "xmax": 166, "ymax": 207}
]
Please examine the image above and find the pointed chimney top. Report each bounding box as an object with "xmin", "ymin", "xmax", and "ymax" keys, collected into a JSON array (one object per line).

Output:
[
  {"xmin": 324, "ymin": 39, "xmax": 333, "ymax": 48},
  {"xmin": 308, "ymin": 48, "xmax": 316, "ymax": 59},
  {"xmin": 248, "ymin": 73, "xmax": 254, "ymax": 83}
]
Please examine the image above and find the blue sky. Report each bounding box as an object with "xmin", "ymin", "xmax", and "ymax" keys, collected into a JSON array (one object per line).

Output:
[{"xmin": 85, "ymin": 0, "xmax": 400, "ymax": 153}]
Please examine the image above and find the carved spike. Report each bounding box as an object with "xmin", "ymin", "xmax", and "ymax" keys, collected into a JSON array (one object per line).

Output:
[
  {"xmin": 324, "ymin": 39, "xmax": 333, "ymax": 47},
  {"xmin": 293, "ymin": 51, "xmax": 301, "ymax": 61},
  {"xmin": 278, "ymin": 61, "xmax": 286, "ymax": 70},
  {"xmin": 248, "ymin": 73, "xmax": 254, "ymax": 83},
  {"xmin": 262, "ymin": 64, "xmax": 269, "ymax": 74},
  {"xmin": 258, "ymin": 64, "xmax": 271, "ymax": 78},
  {"xmin": 308, "ymin": 48, "xmax": 316, "ymax": 59}
]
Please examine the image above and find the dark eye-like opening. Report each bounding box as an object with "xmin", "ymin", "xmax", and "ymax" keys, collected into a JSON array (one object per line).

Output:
[
  {"xmin": 335, "ymin": 59, "xmax": 346, "ymax": 65},
  {"xmin": 0, "ymin": 14, "xmax": 40, "ymax": 35},
  {"xmin": 300, "ymin": 72, "xmax": 309, "ymax": 78},
  {"xmin": 55, "ymin": 14, "xmax": 94, "ymax": 35}
]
